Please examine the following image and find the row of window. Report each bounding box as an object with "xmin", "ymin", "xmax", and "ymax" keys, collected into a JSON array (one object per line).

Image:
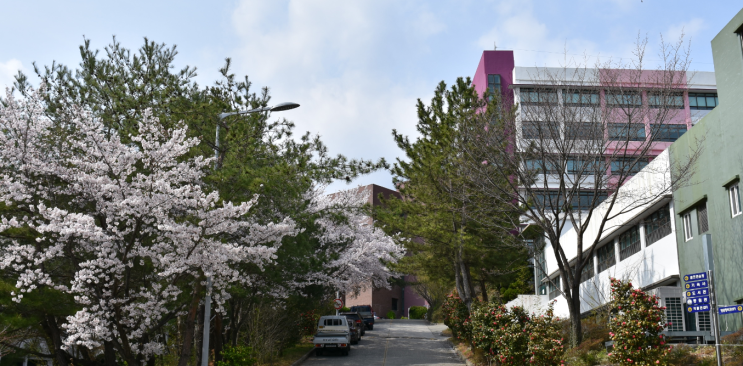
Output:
[
  {"xmin": 530, "ymin": 190, "xmax": 608, "ymax": 211},
  {"xmin": 520, "ymin": 88, "xmax": 718, "ymax": 110},
  {"xmin": 521, "ymin": 121, "xmax": 688, "ymax": 142},
  {"xmin": 525, "ymin": 157, "xmax": 649, "ymax": 176},
  {"xmin": 682, "ymin": 183, "xmax": 741, "ymax": 241}
]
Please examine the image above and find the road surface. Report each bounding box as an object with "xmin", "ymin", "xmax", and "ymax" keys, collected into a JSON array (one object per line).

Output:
[{"xmin": 302, "ymin": 319, "xmax": 464, "ymax": 366}]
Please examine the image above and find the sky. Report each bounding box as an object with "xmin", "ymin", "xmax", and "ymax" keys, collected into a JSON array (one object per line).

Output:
[{"xmin": 1, "ymin": 0, "xmax": 740, "ymax": 193}]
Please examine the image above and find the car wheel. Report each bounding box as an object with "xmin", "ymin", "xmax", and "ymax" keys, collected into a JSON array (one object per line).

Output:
[
  {"xmin": 315, "ymin": 349, "xmax": 322, "ymax": 356},
  {"xmin": 369, "ymin": 325, "xmax": 373, "ymax": 330}
]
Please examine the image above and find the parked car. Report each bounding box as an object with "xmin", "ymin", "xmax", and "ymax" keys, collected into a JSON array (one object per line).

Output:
[
  {"xmin": 349, "ymin": 305, "xmax": 375, "ymax": 330},
  {"xmin": 340, "ymin": 311, "xmax": 366, "ymax": 337},
  {"xmin": 313, "ymin": 316, "xmax": 351, "ymax": 356}
]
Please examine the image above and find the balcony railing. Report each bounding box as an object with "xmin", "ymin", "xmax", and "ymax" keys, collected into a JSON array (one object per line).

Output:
[
  {"xmin": 620, "ymin": 240, "xmax": 641, "ymax": 261},
  {"xmin": 646, "ymin": 221, "xmax": 672, "ymax": 246}
]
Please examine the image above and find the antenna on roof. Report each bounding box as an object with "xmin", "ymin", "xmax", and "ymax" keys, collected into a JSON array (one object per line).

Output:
[{"xmin": 494, "ymin": 42, "xmax": 497, "ymax": 50}]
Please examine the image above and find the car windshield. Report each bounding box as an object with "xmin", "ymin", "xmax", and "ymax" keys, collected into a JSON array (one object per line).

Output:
[{"xmin": 343, "ymin": 314, "xmax": 360, "ymax": 320}]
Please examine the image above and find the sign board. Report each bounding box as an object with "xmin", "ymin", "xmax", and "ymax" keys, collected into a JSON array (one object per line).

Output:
[
  {"xmin": 718, "ymin": 305, "xmax": 743, "ymax": 315},
  {"xmin": 684, "ymin": 279, "xmax": 709, "ymax": 290},
  {"xmin": 686, "ymin": 296, "xmax": 710, "ymax": 306},
  {"xmin": 686, "ymin": 288, "xmax": 709, "ymax": 298},
  {"xmin": 687, "ymin": 304, "xmax": 712, "ymax": 313},
  {"xmin": 683, "ymin": 272, "xmax": 708, "ymax": 282},
  {"xmin": 333, "ymin": 298, "xmax": 343, "ymax": 310}
]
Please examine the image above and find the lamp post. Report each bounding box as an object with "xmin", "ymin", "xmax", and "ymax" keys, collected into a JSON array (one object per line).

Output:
[{"xmin": 203, "ymin": 102, "xmax": 299, "ymax": 366}]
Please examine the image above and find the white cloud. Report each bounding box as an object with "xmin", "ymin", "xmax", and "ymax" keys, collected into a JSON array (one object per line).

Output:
[
  {"xmin": 0, "ymin": 59, "xmax": 24, "ymax": 90},
  {"xmin": 666, "ymin": 18, "xmax": 705, "ymax": 43},
  {"xmin": 229, "ymin": 0, "xmax": 444, "ymax": 191},
  {"xmin": 476, "ymin": 0, "xmax": 601, "ymax": 68}
]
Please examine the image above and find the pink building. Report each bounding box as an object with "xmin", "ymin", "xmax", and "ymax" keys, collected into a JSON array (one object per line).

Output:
[{"xmin": 344, "ymin": 184, "xmax": 428, "ymax": 318}]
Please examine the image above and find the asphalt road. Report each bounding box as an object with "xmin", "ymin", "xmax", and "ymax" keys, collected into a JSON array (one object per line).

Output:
[{"xmin": 302, "ymin": 319, "xmax": 464, "ymax": 366}]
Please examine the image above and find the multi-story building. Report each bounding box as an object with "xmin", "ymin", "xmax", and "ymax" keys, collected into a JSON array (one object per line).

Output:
[
  {"xmin": 344, "ymin": 184, "xmax": 428, "ymax": 318},
  {"xmin": 499, "ymin": 6, "xmax": 743, "ymax": 340},
  {"xmin": 669, "ymin": 7, "xmax": 743, "ymax": 333}
]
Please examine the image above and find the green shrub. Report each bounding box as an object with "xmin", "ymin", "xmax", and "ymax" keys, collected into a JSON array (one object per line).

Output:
[
  {"xmin": 401, "ymin": 316, "xmax": 408, "ymax": 319},
  {"xmin": 442, "ymin": 294, "xmax": 469, "ymax": 340},
  {"xmin": 340, "ymin": 306, "xmax": 350, "ymax": 312},
  {"xmin": 216, "ymin": 345, "xmax": 257, "ymax": 366},
  {"xmin": 608, "ymin": 278, "xmax": 671, "ymax": 365},
  {"xmin": 409, "ymin": 306, "xmax": 427, "ymax": 319},
  {"xmin": 386, "ymin": 310, "xmax": 396, "ymax": 319}
]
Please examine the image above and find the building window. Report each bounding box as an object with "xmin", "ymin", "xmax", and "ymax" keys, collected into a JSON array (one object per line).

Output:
[
  {"xmin": 525, "ymin": 158, "xmax": 558, "ymax": 175},
  {"xmin": 650, "ymin": 124, "xmax": 687, "ymax": 142},
  {"xmin": 570, "ymin": 191, "xmax": 608, "ymax": 211},
  {"xmin": 729, "ymin": 184, "xmax": 741, "ymax": 217},
  {"xmin": 648, "ymin": 93, "xmax": 685, "ymax": 109},
  {"xmin": 391, "ymin": 298, "xmax": 398, "ymax": 311},
  {"xmin": 521, "ymin": 121, "xmax": 560, "ymax": 140},
  {"xmin": 683, "ymin": 212, "xmax": 693, "ymax": 241},
  {"xmin": 531, "ymin": 190, "xmax": 566, "ymax": 210},
  {"xmin": 548, "ymin": 275, "xmax": 561, "ymax": 300},
  {"xmin": 619, "ymin": 225, "xmax": 641, "ymax": 260},
  {"xmin": 563, "ymin": 89, "xmax": 599, "ymax": 106},
  {"xmin": 608, "ymin": 123, "xmax": 646, "ymax": 141},
  {"xmin": 487, "ymin": 74, "xmax": 501, "ymax": 99},
  {"xmin": 697, "ymin": 203, "xmax": 709, "ymax": 233},
  {"xmin": 645, "ymin": 204, "xmax": 672, "ymax": 246},
  {"xmin": 567, "ymin": 157, "xmax": 604, "ymax": 175},
  {"xmin": 697, "ymin": 311, "xmax": 711, "ymax": 332},
  {"xmin": 665, "ymin": 298, "xmax": 684, "ymax": 332},
  {"xmin": 688, "ymin": 93, "xmax": 718, "ymax": 110},
  {"xmin": 610, "ymin": 157, "xmax": 649, "ymax": 175},
  {"xmin": 597, "ymin": 244, "xmax": 616, "ymax": 273},
  {"xmin": 565, "ymin": 122, "xmax": 603, "ymax": 140},
  {"xmin": 579, "ymin": 257, "xmax": 594, "ymax": 283},
  {"xmin": 521, "ymin": 88, "xmax": 558, "ymax": 105},
  {"xmin": 605, "ymin": 91, "xmax": 642, "ymax": 106},
  {"xmin": 535, "ymin": 248, "xmax": 547, "ymax": 281}
]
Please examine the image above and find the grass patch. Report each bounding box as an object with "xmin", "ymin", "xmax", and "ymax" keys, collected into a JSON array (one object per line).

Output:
[{"xmin": 257, "ymin": 337, "xmax": 314, "ymax": 366}]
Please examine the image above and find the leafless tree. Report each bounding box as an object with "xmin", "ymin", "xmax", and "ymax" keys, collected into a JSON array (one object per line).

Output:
[{"xmin": 461, "ymin": 34, "xmax": 702, "ymax": 346}]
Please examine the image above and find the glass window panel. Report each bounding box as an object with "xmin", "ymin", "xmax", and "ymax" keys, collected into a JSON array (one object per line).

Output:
[
  {"xmin": 706, "ymin": 96, "xmax": 716, "ymax": 107},
  {"xmin": 688, "ymin": 96, "xmax": 697, "ymax": 107}
]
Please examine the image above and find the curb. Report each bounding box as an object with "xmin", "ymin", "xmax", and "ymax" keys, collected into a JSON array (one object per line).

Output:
[
  {"xmin": 290, "ymin": 347, "xmax": 315, "ymax": 366},
  {"xmin": 447, "ymin": 339, "xmax": 475, "ymax": 366}
]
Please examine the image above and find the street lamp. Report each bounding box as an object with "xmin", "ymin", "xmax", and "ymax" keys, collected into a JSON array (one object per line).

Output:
[
  {"xmin": 203, "ymin": 102, "xmax": 300, "ymax": 366},
  {"xmin": 214, "ymin": 102, "xmax": 301, "ymax": 168}
]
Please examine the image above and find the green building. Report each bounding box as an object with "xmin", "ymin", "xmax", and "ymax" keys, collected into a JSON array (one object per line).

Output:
[{"xmin": 671, "ymin": 7, "xmax": 743, "ymax": 332}]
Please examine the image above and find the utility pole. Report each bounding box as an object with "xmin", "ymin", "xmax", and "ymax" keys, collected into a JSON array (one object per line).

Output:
[{"xmin": 703, "ymin": 234, "xmax": 723, "ymax": 366}]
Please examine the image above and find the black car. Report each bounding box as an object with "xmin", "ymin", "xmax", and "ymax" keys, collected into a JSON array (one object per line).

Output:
[
  {"xmin": 340, "ymin": 312, "xmax": 366, "ymax": 337},
  {"xmin": 349, "ymin": 305, "xmax": 374, "ymax": 330}
]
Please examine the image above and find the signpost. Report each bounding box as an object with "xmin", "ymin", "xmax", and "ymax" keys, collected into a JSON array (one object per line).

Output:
[
  {"xmin": 718, "ymin": 305, "xmax": 743, "ymax": 315},
  {"xmin": 334, "ymin": 294, "xmax": 343, "ymax": 316},
  {"xmin": 680, "ymin": 235, "xmax": 721, "ymax": 366}
]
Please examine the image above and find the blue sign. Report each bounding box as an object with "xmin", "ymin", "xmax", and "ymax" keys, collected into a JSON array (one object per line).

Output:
[
  {"xmin": 686, "ymin": 289, "xmax": 709, "ymax": 298},
  {"xmin": 718, "ymin": 305, "xmax": 743, "ymax": 315},
  {"xmin": 684, "ymin": 272, "xmax": 708, "ymax": 282},
  {"xmin": 687, "ymin": 304, "xmax": 711, "ymax": 313},
  {"xmin": 684, "ymin": 280, "xmax": 709, "ymax": 290},
  {"xmin": 686, "ymin": 296, "xmax": 710, "ymax": 305}
]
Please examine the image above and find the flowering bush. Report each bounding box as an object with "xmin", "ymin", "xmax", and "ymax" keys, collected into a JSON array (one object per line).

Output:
[
  {"xmin": 527, "ymin": 305, "xmax": 565, "ymax": 366},
  {"xmin": 608, "ymin": 278, "xmax": 671, "ymax": 365},
  {"xmin": 442, "ymin": 294, "xmax": 470, "ymax": 340},
  {"xmin": 446, "ymin": 297, "xmax": 564, "ymax": 366},
  {"xmin": 299, "ymin": 310, "xmax": 320, "ymax": 337}
]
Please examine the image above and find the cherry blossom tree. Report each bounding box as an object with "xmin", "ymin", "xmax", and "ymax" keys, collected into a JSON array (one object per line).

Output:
[
  {"xmin": 0, "ymin": 87, "xmax": 297, "ymax": 366},
  {"xmin": 306, "ymin": 186, "xmax": 405, "ymax": 294}
]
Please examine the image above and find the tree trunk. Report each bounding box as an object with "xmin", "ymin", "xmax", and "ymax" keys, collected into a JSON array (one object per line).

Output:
[
  {"xmin": 195, "ymin": 304, "xmax": 205, "ymax": 366},
  {"xmin": 567, "ymin": 283, "xmax": 583, "ymax": 347},
  {"xmin": 454, "ymin": 256, "xmax": 464, "ymax": 298},
  {"xmin": 177, "ymin": 283, "xmax": 203, "ymax": 366},
  {"xmin": 103, "ymin": 341, "xmax": 117, "ymax": 366},
  {"xmin": 213, "ymin": 313, "xmax": 224, "ymax": 363},
  {"xmin": 458, "ymin": 247, "xmax": 474, "ymax": 311},
  {"xmin": 41, "ymin": 316, "xmax": 70, "ymax": 366},
  {"xmin": 479, "ymin": 274, "xmax": 488, "ymax": 303}
]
